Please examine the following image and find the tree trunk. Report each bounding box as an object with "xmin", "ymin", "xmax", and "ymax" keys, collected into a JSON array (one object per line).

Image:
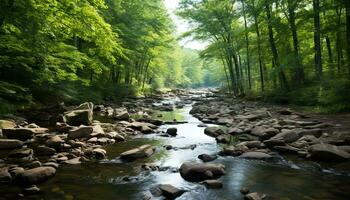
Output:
[
  {"xmin": 345, "ymin": 0, "xmax": 350, "ymax": 76},
  {"xmin": 336, "ymin": 7, "xmax": 343, "ymax": 74},
  {"xmin": 313, "ymin": 0, "xmax": 323, "ymax": 79},
  {"xmin": 252, "ymin": 1, "xmax": 265, "ymax": 92},
  {"xmin": 241, "ymin": 0, "xmax": 251, "ymax": 90},
  {"xmin": 287, "ymin": 0, "xmax": 304, "ymax": 85},
  {"xmin": 265, "ymin": 2, "xmax": 289, "ymax": 91}
]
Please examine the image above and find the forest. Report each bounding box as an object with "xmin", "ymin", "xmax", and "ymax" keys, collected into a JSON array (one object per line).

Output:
[{"xmin": 0, "ymin": 0, "xmax": 350, "ymax": 114}]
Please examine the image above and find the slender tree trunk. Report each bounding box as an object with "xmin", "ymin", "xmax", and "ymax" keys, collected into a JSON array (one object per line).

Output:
[
  {"xmin": 265, "ymin": 2, "xmax": 289, "ymax": 91},
  {"xmin": 344, "ymin": 0, "xmax": 350, "ymax": 76},
  {"xmin": 336, "ymin": 7, "xmax": 343, "ymax": 74},
  {"xmin": 313, "ymin": 0, "xmax": 323, "ymax": 79},
  {"xmin": 252, "ymin": 1, "xmax": 264, "ymax": 93},
  {"xmin": 287, "ymin": 0, "xmax": 304, "ymax": 84},
  {"xmin": 325, "ymin": 37, "xmax": 333, "ymax": 69},
  {"xmin": 241, "ymin": 0, "xmax": 251, "ymax": 90}
]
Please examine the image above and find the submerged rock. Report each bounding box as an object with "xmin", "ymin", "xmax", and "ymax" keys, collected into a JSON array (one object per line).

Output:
[
  {"xmin": 120, "ymin": 144, "xmax": 155, "ymax": 161},
  {"xmin": 179, "ymin": 162, "xmax": 226, "ymax": 182},
  {"xmin": 201, "ymin": 179, "xmax": 223, "ymax": 189},
  {"xmin": 158, "ymin": 184, "xmax": 186, "ymax": 199},
  {"xmin": 198, "ymin": 154, "xmax": 217, "ymax": 162},
  {"xmin": 239, "ymin": 152, "xmax": 272, "ymax": 160}
]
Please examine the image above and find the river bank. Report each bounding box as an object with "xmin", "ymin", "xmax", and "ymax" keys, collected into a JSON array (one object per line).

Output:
[{"xmin": 0, "ymin": 89, "xmax": 349, "ymax": 200}]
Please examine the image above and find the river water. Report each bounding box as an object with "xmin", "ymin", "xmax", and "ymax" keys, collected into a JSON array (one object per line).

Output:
[{"xmin": 1, "ymin": 98, "xmax": 350, "ymax": 200}]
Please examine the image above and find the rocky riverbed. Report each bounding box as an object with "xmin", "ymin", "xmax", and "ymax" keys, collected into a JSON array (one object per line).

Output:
[{"xmin": 0, "ymin": 89, "xmax": 349, "ymax": 199}]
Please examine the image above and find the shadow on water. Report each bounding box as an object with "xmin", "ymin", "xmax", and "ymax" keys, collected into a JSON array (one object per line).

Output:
[{"xmin": 1, "ymin": 100, "xmax": 350, "ymax": 200}]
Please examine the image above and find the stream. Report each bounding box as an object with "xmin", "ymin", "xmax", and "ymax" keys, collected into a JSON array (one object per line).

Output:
[{"xmin": 1, "ymin": 96, "xmax": 350, "ymax": 200}]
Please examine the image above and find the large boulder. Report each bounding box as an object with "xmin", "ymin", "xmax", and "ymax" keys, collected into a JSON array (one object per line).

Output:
[
  {"xmin": 269, "ymin": 129, "xmax": 300, "ymax": 143},
  {"xmin": 15, "ymin": 167, "xmax": 56, "ymax": 185},
  {"xmin": 0, "ymin": 139, "xmax": 23, "ymax": 149},
  {"xmin": 204, "ymin": 127, "xmax": 225, "ymax": 138},
  {"xmin": 63, "ymin": 102, "xmax": 93, "ymax": 126},
  {"xmin": 120, "ymin": 144, "xmax": 155, "ymax": 161},
  {"xmin": 0, "ymin": 120, "xmax": 16, "ymax": 129},
  {"xmin": 309, "ymin": 143, "xmax": 350, "ymax": 161},
  {"xmin": 3, "ymin": 128, "xmax": 48, "ymax": 141},
  {"xmin": 179, "ymin": 162, "xmax": 226, "ymax": 182},
  {"xmin": 68, "ymin": 126, "xmax": 93, "ymax": 139}
]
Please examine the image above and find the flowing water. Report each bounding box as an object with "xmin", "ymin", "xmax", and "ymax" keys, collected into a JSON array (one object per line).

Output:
[{"xmin": 1, "ymin": 98, "xmax": 350, "ymax": 200}]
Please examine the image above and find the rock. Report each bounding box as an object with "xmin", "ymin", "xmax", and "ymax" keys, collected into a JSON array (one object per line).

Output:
[
  {"xmin": 250, "ymin": 126, "xmax": 266, "ymax": 136},
  {"xmin": 0, "ymin": 167, "xmax": 12, "ymax": 182},
  {"xmin": 42, "ymin": 162, "xmax": 59, "ymax": 169},
  {"xmin": 63, "ymin": 102, "xmax": 93, "ymax": 126},
  {"xmin": 204, "ymin": 127, "xmax": 225, "ymax": 138},
  {"xmin": 0, "ymin": 120, "xmax": 16, "ymax": 129},
  {"xmin": 15, "ymin": 167, "xmax": 56, "ymax": 185},
  {"xmin": 9, "ymin": 148, "xmax": 33, "ymax": 158},
  {"xmin": 219, "ymin": 145, "xmax": 248, "ymax": 157},
  {"xmin": 90, "ymin": 125, "xmax": 105, "ymax": 137},
  {"xmin": 309, "ymin": 143, "xmax": 350, "ymax": 161},
  {"xmin": 142, "ymin": 163, "xmax": 159, "ymax": 171},
  {"xmin": 63, "ymin": 157, "xmax": 81, "ymax": 165},
  {"xmin": 216, "ymin": 135, "xmax": 229, "ymax": 144},
  {"xmin": 239, "ymin": 141, "xmax": 263, "ymax": 149},
  {"xmin": 92, "ymin": 148, "xmax": 106, "ymax": 159},
  {"xmin": 24, "ymin": 161, "xmax": 42, "ymax": 169},
  {"xmin": 269, "ymin": 129, "xmax": 300, "ymax": 143},
  {"xmin": 106, "ymin": 132, "xmax": 125, "ymax": 141},
  {"xmin": 164, "ymin": 145, "xmax": 173, "ymax": 150},
  {"xmin": 201, "ymin": 180, "xmax": 223, "ymax": 189},
  {"xmin": 179, "ymin": 162, "xmax": 226, "ymax": 182},
  {"xmin": 23, "ymin": 185, "xmax": 41, "ymax": 194},
  {"xmin": 166, "ymin": 127, "xmax": 177, "ymax": 136},
  {"xmin": 26, "ymin": 123, "xmax": 40, "ymax": 128},
  {"xmin": 198, "ymin": 154, "xmax": 217, "ymax": 162},
  {"xmin": 263, "ymin": 139, "xmax": 285, "ymax": 148},
  {"xmin": 274, "ymin": 145, "xmax": 300, "ymax": 154},
  {"xmin": 258, "ymin": 128, "xmax": 279, "ymax": 141},
  {"xmin": 3, "ymin": 128, "xmax": 48, "ymax": 141},
  {"xmin": 8, "ymin": 167, "xmax": 25, "ymax": 176},
  {"xmin": 228, "ymin": 127, "xmax": 243, "ymax": 135},
  {"xmin": 239, "ymin": 152, "xmax": 272, "ymax": 160},
  {"xmin": 0, "ymin": 139, "xmax": 23, "ymax": 149},
  {"xmin": 297, "ymin": 129, "xmax": 322, "ymax": 138},
  {"xmin": 240, "ymin": 187, "xmax": 250, "ymax": 195},
  {"xmin": 158, "ymin": 184, "xmax": 186, "ymax": 199},
  {"xmin": 35, "ymin": 145, "xmax": 56, "ymax": 156},
  {"xmin": 245, "ymin": 192, "xmax": 265, "ymax": 200},
  {"xmin": 277, "ymin": 108, "xmax": 293, "ymax": 115},
  {"xmin": 114, "ymin": 111, "xmax": 130, "ymax": 120},
  {"xmin": 120, "ymin": 144, "xmax": 155, "ymax": 161},
  {"xmin": 68, "ymin": 126, "xmax": 93, "ymax": 139},
  {"xmin": 45, "ymin": 135, "xmax": 63, "ymax": 148}
]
